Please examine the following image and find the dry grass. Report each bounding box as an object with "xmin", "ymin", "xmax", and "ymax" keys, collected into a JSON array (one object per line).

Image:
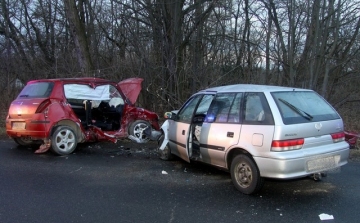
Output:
[
  {"xmin": 0, "ymin": 110, "xmax": 5, "ymax": 136},
  {"xmin": 349, "ymin": 148, "xmax": 360, "ymax": 162},
  {"xmin": 338, "ymin": 105, "xmax": 360, "ymax": 133}
]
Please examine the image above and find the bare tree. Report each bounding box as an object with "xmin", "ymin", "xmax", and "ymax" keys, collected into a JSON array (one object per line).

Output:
[
  {"xmin": 0, "ymin": 0, "xmax": 359, "ymax": 118},
  {"xmin": 63, "ymin": 0, "xmax": 94, "ymax": 76}
]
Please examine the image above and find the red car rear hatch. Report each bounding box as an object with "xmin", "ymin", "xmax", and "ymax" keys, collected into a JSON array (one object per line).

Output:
[{"xmin": 8, "ymin": 98, "xmax": 48, "ymax": 119}]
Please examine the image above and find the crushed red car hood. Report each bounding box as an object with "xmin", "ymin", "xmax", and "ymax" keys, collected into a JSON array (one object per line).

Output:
[{"xmin": 118, "ymin": 78, "xmax": 143, "ymax": 104}]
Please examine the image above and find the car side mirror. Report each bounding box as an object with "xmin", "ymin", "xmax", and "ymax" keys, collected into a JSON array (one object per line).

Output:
[{"xmin": 164, "ymin": 112, "xmax": 173, "ymax": 119}]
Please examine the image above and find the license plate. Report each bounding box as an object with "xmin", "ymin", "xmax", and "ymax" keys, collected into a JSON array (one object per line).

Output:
[
  {"xmin": 12, "ymin": 122, "xmax": 26, "ymax": 130},
  {"xmin": 307, "ymin": 156, "xmax": 338, "ymax": 172}
]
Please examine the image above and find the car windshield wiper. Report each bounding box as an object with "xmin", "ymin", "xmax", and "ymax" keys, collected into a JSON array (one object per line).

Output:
[
  {"xmin": 278, "ymin": 98, "xmax": 313, "ymax": 120},
  {"xmin": 19, "ymin": 95, "xmax": 29, "ymax": 98}
]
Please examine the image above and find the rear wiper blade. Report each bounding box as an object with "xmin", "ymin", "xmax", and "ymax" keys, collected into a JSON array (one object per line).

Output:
[
  {"xmin": 19, "ymin": 95, "xmax": 29, "ymax": 97},
  {"xmin": 278, "ymin": 98, "xmax": 313, "ymax": 120}
]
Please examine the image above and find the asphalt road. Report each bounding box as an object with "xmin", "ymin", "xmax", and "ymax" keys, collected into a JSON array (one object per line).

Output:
[{"xmin": 0, "ymin": 138, "xmax": 359, "ymax": 223}]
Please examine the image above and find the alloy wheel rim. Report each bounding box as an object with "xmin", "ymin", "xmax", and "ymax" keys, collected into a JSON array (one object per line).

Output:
[
  {"xmin": 55, "ymin": 129, "xmax": 75, "ymax": 152},
  {"xmin": 133, "ymin": 123, "xmax": 149, "ymax": 142}
]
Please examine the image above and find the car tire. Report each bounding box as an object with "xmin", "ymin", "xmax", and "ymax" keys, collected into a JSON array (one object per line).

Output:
[
  {"xmin": 50, "ymin": 126, "xmax": 77, "ymax": 155},
  {"xmin": 230, "ymin": 154, "xmax": 264, "ymax": 194},
  {"xmin": 158, "ymin": 134, "xmax": 174, "ymax": 160},
  {"xmin": 14, "ymin": 137, "xmax": 35, "ymax": 146},
  {"xmin": 128, "ymin": 120, "xmax": 151, "ymax": 143}
]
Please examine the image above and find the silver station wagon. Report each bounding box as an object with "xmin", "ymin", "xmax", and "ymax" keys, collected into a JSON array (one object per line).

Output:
[{"xmin": 157, "ymin": 84, "xmax": 349, "ymax": 194}]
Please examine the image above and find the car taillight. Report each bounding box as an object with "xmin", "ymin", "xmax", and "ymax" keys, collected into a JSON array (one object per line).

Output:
[
  {"xmin": 36, "ymin": 99, "xmax": 51, "ymax": 113},
  {"xmin": 331, "ymin": 132, "xmax": 345, "ymax": 143},
  {"xmin": 271, "ymin": 138, "xmax": 304, "ymax": 151}
]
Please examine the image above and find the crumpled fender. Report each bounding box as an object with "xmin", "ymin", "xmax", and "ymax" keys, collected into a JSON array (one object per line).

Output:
[{"xmin": 158, "ymin": 120, "xmax": 169, "ymax": 151}]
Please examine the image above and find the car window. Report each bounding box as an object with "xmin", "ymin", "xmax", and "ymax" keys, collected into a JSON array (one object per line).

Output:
[
  {"xmin": 177, "ymin": 94, "xmax": 214, "ymax": 123},
  {"xmin": 17, "ymin": 82, "xmax": 54, "ymax": 98},
  {"xmin": 109, "ymin": 85, "xmax": 121, "ymax": 98},
  {"xmin": 244, "ymin": 93, "xmax": 264, "ymax": 121},
  {"xmin": 205, "ymin": 93, "xmax": 242, "ymax": 123},
  {"xmin": 64, "ymin": 84, "xmax": 111, "ymax": 100},
  {"xmin": 272, "ymin": 91, "xmax": 340, "ymax": 124},
  {"xmin": 243, "ymin": 92, "xmax": 274, "ymax": 125},
  {"xmin": 228, "ymin": 93, "xmax": 242, "ymax": 123},
  {"xmin": 109, "ymin": 85, "xmax": 124, "ymax": 107},
  {"xmin": 195, "ymin": 95, "xmax": 214, "ymax": 115},
  {"xmin": 177, "ymin": 95, "xmax": 202, "ymax": 122}
]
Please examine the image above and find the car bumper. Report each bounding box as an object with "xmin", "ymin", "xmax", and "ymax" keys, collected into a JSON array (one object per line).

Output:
[
  {"xmin": 7, "ymin": 130, "xmax": 48, "ymax": 139},
  {"xmin": 6, "ymin": 119, "xmax": 49, "ymax": 139},
  {"xmin": 254, "ymin": 147, "xmax": 350, "ymax": 179}
]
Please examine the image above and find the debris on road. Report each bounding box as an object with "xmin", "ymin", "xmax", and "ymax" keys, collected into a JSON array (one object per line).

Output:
[{"xmin": 319, "ymin": 213, "xmax": 334, "ymax": 220}]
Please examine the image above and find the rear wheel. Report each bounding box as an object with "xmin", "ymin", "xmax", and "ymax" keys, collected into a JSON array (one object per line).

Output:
[
  {"xmin": 50, "ymin": 126, "xmax": 77, "ymax": 155},
  {"xmin": 158, "ymin": 134, "xmax": 174, "ymax": 160},
  {"xmin": 128, "ymin": 120, "xmax": 151, "ymax": 143},
  {"xmin": 14, "ymin": 137, "xmax": 35, "ymax": 146},
  {"xmin": 230, "ymin": 154, "xmax": 264, "ymax": 194}
]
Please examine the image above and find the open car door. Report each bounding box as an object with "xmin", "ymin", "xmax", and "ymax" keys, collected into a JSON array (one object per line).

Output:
[
  {"xmin": 118, "ymin": 78, "xmax": 143, "ymax": 105},
  {"xmin": 167, "ymin": 94, "xmax": 214, "ymax": 162}
]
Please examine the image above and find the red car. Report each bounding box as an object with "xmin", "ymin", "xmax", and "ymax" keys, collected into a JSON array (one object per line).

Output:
[{"xmin": 5, "ymin": 77, "xmax": 161, "ymax": 155}]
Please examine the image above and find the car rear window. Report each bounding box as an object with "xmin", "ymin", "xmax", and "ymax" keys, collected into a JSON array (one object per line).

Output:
[
  {"xmin": 17, "ymin": 82, "xmax": 54, "ymax": 99},
  {"xmin": 271, "ymin": 91, "xmax": 340, "ymax": 124}
]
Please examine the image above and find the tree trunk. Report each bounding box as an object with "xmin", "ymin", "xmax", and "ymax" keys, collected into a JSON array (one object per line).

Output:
[{"xmin": 63, "ymin": 0, "xmax": 93, "ymax": 76}]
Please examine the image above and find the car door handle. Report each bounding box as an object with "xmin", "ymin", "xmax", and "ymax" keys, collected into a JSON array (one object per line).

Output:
[
  {"xmin": 182, "ymin": 130, "xmax": 185, "ymax": 135},
  {"xmin": 227, "ymin": 132, "xmax": 234, "ymax": 138}
]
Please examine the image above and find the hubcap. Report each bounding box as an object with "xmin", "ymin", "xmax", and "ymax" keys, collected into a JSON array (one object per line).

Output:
[{"xmin": 235, "ymin": 162, "xmax": 253, "ymax": 188}]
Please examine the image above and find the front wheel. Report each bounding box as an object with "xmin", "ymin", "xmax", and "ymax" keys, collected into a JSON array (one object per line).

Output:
[
  {"xmin": 230, "ymin": 154, "xmax": 264, "ymax": 194},
  {"xmin": 128, "ymin": 120, "xmax": 151, "ymax": 143},
  {"xmin": 50, "ymin": 126, "xmax": 77, "ymax": 155}
]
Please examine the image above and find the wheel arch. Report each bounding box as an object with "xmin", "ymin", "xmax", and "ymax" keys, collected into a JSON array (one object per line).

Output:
[
  {"xmin": 226, "ymin": 147, "xmax": 257, "ymax": 170},
  {"xmin": 50, "ymin": 120, "xmax": 84, "ymax": 142}
]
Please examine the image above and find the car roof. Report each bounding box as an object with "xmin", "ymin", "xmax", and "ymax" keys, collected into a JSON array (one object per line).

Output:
[
  {"xmin": 27, "ymin": 77, "xmax": 115, "ymax": 85},
  {"xmin": 198, "ymin": 84, "xmax": 312, "ymax": 94}
]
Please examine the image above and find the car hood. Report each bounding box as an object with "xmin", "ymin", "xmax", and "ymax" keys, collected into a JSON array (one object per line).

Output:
[{"xmin": 117, "ymin": 78, "xmax": 143, "ymax": 104}]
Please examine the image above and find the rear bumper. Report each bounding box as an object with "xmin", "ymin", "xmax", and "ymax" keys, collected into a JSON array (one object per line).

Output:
[
  {"xmin": 254, "ymin": 147, "xmax": 350, "ymax": 179},
  {"xmin": 6, "ymin": 118, "xmax": 49, "ymax": 139},
  {"xmin": 6, "ymin": 129, "xmax": 48, "ymax": 139}
]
